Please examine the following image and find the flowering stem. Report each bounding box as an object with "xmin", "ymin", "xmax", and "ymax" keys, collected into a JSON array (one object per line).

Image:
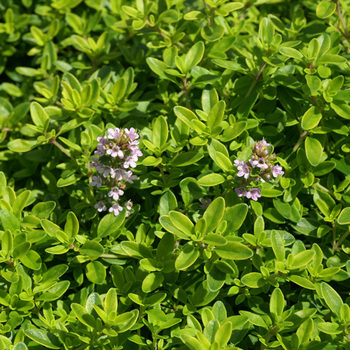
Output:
[{"xmin": 49, "ymin": 138, "xmax": 74, "ymax": 159}]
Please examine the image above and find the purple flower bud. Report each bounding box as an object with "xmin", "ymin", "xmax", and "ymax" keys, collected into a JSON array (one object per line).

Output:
[
  {"xmin": 95, "ymin": 201, "xmax": 107, "ymax": 212},
  {"xmin": 91, "ymin": 175, "xmax": 103, "ymax": 188},
  {"xmin": 235, "ymin": 187, "xmax": 247, "ymax": 198}
]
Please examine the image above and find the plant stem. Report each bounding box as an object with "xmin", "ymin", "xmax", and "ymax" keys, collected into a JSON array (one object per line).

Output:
[
  {"xmin": 49, "ymin": 138, "xmax": 74, "ymax": 159},
  {"xmin": 292, "ymin": 131, "xmax": 308, "ymax": 152},
  {"xmin": 335, "ymin": 0, "xmax": 350, "ymax": 41},
  {"xmin": 245, "ymin": 62, "xmax": 266, "ymax": 98},
  {"xmin": 334, "ymin": 230, "xmax": 350, "ymax": 251},
  {"xmin": 183, "ymin": 76, "xmax": 191, "ymax": 108}
]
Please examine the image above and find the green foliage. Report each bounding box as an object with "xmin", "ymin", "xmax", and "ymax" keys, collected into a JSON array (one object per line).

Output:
[{"xmin": 1, "ymin": 0, "xmax": 350, "ymax": 349}]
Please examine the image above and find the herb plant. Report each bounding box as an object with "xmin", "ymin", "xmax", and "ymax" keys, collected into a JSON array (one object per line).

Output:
[{"xmin": 1, "ymin": 0, "xmax": 350, "ymax": 349}]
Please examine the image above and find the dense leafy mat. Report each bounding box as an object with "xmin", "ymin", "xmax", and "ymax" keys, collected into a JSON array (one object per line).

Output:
[{"xmin": 1, "ymin": 0, "xmax": 350, "ymax": 349}]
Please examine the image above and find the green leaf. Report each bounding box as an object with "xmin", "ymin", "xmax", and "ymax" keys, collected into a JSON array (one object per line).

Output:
[
  {"xmin": 97, "ymin": 211, "xmax": 126, "ymax": 238},
  {"xmin": 241, "ymin": 272, "xmax": 265, "ymax": 288},
  {"xmin": 174, "ymin": 106, "xmax": 198, "ymax": 127},
  {"xmin": 331, "ymin": 101, "xmax": 350, "ymax": 119},
  {"xmin": 169, "ymin": 211, "xmax": 194, "ymax": 237},
  {"xmin": 279, "ymin": 47, "xmax": 303, "ymax": 60},
  {"xmin": 86, "ymin": 261, "xmax": 106, "ymax": 285},
  {"xmin": 198, "ymin": 173, "xmax": 225, "ymax": 187},
  {"xmin": 313, "ymin": 188, "xmax": 335, "ymax": 217},
  {"xmin": 146, "ymin": 57, "xmax": 176, "ymax": 83},
  {"xmin": 316, "ymin": 1, "xmax": 336, "ymax": 19},
  {"xmin": 105, "ymin": 288, "xmax": 118, "ymax": 318},
  {"xmin": 203, "ymin": 197, "xmax": 225, "ymax": 233},
  {"xmin": 142, "ymin": 272, "xmax": 164, "ymax": 293},
  {"xmin": 317, "ymin": 322, "xmax": 342, "ymax": 334},
  {"xmin": 224, "ymin": 204, "xmax": 248, "ymax": 232},
  {"xmin": 207, "ymin": 101, "xmax": 225, "ymax": 130},
  {"xmin": 297, "ymin": 318, "xmax": 314, "ymax": 345},
  {"xmin": 25, "ymin": 329, "xmax": 61, "ymax": 349},
  {"xmin": 32, "ymin": 201, "xmax": 56, "ymax": 219},
  {"xmin": 13, "ymin": 242, "xmax": 31, "ymax": 259},
  {"xmin": 180, "ymin": 335, "xmax": 205, "ymax": 350},
  {"xmin": 317, "ymin": 54, "xmax": 346, "ymax": 65},
  {"xmin": 338, "ymin": 207, "xmax": 350, "ymax": 225},
  {"xmin": 112, "ymin": 310, "xmax": 139, "ymax": 332},
  {"xmin": 220, "ymin": 121, "xmax": 247, "ymax": 142},
  {"xmin": 175, "ymin": 243, "xmax": 199, "ymax": 270},
  {"xmin": 64, "ymin": 211, "xmax": 79, "ymax": 239},
  {"xmin": 153, "ymin": 115, "xmax": 168, "ymax": 149},
  {"xmin": 30, "ymin": 102, "xmax": 49, "ymax": 132},
  {"xmin": 80, "ymin": 240, "xmax": 104, "ymax": 258},
  {"xmin": 7, "ymin": 139, "xmax": 38, "ymax": 152},
  {"xmin": 20, "ymin": 250, "xmax": 42, "ymax": 270},
  {"xmin": 214, "ymin": 242, "xmax": 253, "ymax": 260},
  {"xmin": 171, "ymin": 150, "xmax": 204, "ymax": 166},
  {"xmin": 184, "ymin": 41, "xmax": 205, "ymax": 72},
  {"xmin": 71, "ymin": 303, "xmax": 96, "ymax": 328},
  {"xmin": 159, "ymin": 215, "xmax": 190, "ymax": 239},
  {"xmin": 270, "ymin": 288, "xmax": 284, "ymax": 318},
  {"xmin": 305, "ymin": 137, "xmax": 323, "ymax": 166},
  {"xmin": 271, "ymin": 230, "xmax": 285, "ymax": 261},
  {"xmin": 301, "ymin": 107, "xmax": 322, "ymax": 130},
  {"xmin": 288, "ymin": 250, "xmax": 315, "ymax": 269},
  {"xmin": 259, "ymin": 17, "xmax": 274, "ymax": 47},
  {"xmin": 36, "ymin": 280, "xmax": 70, "ymax": 301},
  {"xmin": 288, "ymin": 275, "xmax": 315, "ymax": 290},
  {"xmin": 12, "ymin": 342, "xmax": 28, "ymax": 350},
  {"xmin": 0, "ymin": 209, "xmax": 21, "ymax": 232},
  {"xmin": 321, "ymin": 282, "xmax": 343, "ymax": 318},
  {"xmin": 202, "ymin": 234, "xmax": 227, "ymax": 246}
]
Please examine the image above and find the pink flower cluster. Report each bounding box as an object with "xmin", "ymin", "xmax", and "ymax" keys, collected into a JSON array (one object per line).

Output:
[
  {"xmin": 90, "ymin": 127, "xmax": 142, "ymax": 216},
  {"xmin": 234, "ymin": 138, "xmax": 284, "ymax": 201}
]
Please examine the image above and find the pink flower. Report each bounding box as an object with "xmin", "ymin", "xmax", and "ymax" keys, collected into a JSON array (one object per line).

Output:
[
  {"xmin": 108, "ymin": 128, "xmax": 121, "ymax": 140},
  {"xmin": 106, "ymin": 144, "xmax": 124, "ymax": 158},
  {"xmin": 122, "ymin": 170, "xmax": 137, "ymax": 183},
  {"xmin": 272, "ymin": 165, "xmax": 284, "ymax": 178},
  {"xmin": 260, "ymin": 138, "xmax": 270, "ymax": 147},
  {"xmin": 256, "ymin": 158, "xmax": 268, "ymax": 170},
  {"xmin": 108, "ymin": 187, "xmax": 124, "ymax": 201},
  {"xmin": 109, "ymin": 203, "xmax": 123, "ymax": 216},
  {"xmin": 124, "ymin": 127, "xmax": 139, "ymax": 141},
  {"xmin": 236, "ymin": 162, "xmax": 250, "ymax": 179},
  {"xmin": 248, "ymin": 187, "xmax": 261, "ymax": 201}
]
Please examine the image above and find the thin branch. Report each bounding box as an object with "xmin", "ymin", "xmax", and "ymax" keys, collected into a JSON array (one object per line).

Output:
[
  {"xmin": 183, "ymin": 76, "xmax": 191, "ymax": 108},
  {"xmin": 245, "ymin": 62, "xmax": 266, "ymax": 98},
  {"xmin": 292, "ymin": 131, "xmax": 308, "ymax": 152},
  {"xmin": 49, "ymin": 139, "xmax": 74, "ymax": 159},
  {"xmin": 335, "ymin": 0, "xmax": 350, "ymax": 40}
]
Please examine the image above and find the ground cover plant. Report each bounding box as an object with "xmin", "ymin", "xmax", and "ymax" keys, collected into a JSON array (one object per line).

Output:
[{"xmin": 1, "ymin": 0, "xmax": 350, "ymax": 349}]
